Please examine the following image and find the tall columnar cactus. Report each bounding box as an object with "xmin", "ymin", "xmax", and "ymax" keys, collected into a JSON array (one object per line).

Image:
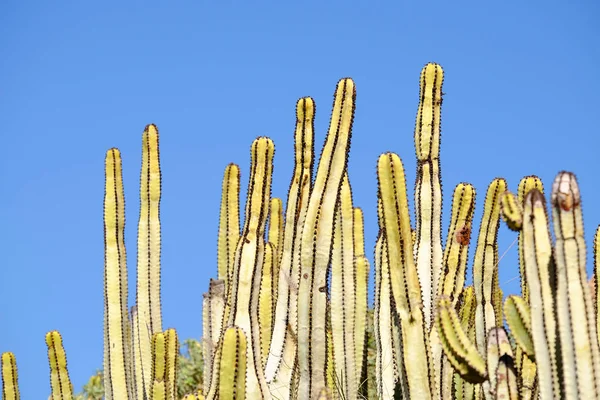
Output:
[
  {"xmin": 135, "ymin": 124, "xmax": 164, "ymax": 400},
  {"xmin": 297, "ymin": 78, "xmax": 355, "ymax": 400},
  {"xmin": 226, "ymin": 137, "xmax": 274, "ymax": 398},
  {"xmin": 377, "ymin": 152, "xmax": 434, "ymax": 399},
  {"xmin": 265, "ymin": 97, "xmax": 314, "ymax": 399},
  {"xmin": 103, "ymin": 147, "xmax": 133, "ymax": 399}
]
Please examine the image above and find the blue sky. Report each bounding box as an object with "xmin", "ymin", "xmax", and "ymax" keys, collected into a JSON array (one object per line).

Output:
[{"xmin": 1, "ymin": 1, "xmax": 599, "ymax": 397}]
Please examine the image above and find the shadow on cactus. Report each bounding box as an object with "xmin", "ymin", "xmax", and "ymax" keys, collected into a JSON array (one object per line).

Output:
[{"xmin": 2, "ymin": 63, "xmax": 600, "ymax": 400}]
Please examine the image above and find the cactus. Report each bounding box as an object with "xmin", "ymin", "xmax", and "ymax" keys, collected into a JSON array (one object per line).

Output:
[
  {"xmin": 46, "ymin": 331, "xmax": 74, "ymax": 399},
  {"xmin": 1, "ymin": 352, "xmax": 19, "ymax": 400},
  {"xmin": 4, "ymin": 63, "xmax": 600, "ymax": 400}
]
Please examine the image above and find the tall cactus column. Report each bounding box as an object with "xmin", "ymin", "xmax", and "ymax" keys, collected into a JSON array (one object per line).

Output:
[
  {"xmin": 134, "ymin": 124, "xmax": 164, "ymax": 400},
  {"xmin": 297, "ymin": 78, "xmax": 355, "ymax": 400},
  {"xmin": 377, "ymin": 152, "xmax": 434, "ymax": 399},
  {"xmin": 103, "ymin": 148, "xmax": 133, "ymax": 399},
  {"xmin": 552, "ymin": 172, "xmax": 600, "ymax": 399},
  {"xmin": 264, "ymin": 97, "xmax": 315, "ymax": 399},
  {"xmin": 413, "ymin": 63, "xmax": 444, "ymax": 327},
  {"xmin": 226, "ymin": 137, "xmax": 274, "ymax": 399}
]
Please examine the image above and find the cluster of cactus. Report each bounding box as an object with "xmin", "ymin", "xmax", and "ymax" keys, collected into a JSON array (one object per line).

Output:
[{"xmin": 2, "ymin": 63, "xmax": 600, "ymax": 400}]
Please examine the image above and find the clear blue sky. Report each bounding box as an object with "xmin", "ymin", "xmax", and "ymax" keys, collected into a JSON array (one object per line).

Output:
[{"xmin": 1, "ymin": 1, "xmax": 598, "ymax": 398}]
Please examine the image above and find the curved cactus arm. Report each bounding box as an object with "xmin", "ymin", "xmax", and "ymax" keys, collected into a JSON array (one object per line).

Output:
[
  {"xmin": 226, "ymin": 137, "xmax": 274, "ymax": 399},
  {"xmin": 259, "ymin": 243, "xmax": 275, "ymax": 366},
  {"xmin": 103, "ymin": 148, "xmax": 132, "ymax": 399},
  {"xmin": 493, "ymin": 355, "xmax": 519, "ymax": 400},
  {"xmin": 202, "ymin": 279, "xmax": 226, "ymax": 394},
  {"xmin": 378, "ymin": 152, "xmax": 434, "ymax": 398},
  {"xmin": 46, "ymin": 331, "xmax": 74, "ymax": 399},
  {"xmin": 265, "ymin": 97, "xmax": 315, "ymax": 389},
  {"xmin": 504, "ymin": 296, "xmax": 534, "ymax": 360},
  {"xmin": 1, "ymin": 352, "xmax": 19, "ymax": 400},
  {"xmin": 473, "ymin": 178, "xmax": 507, "ymax": 356},
  {"xmin": 330, "ymin": 174, "xmax": 358, "ymax": 397},
  {"xmin": 521, "ymin": 189, "xmax": 558, "ymax": 399},
  {"xmin": 133, "ymin": 123, "xmax": 164, "ymax": 400},
  {"xmin": 435, "ymin": 295, "xmax": 487, "ymax": 384},
  {"xmin": 297, "ymin": 78, "xmax": 355, "ymax": 400},
  {"xmin": 500, "ymin": 191, "xmax": 523, "ymax": 232},
  {"xmin": 218, "ymin": 163, "xmax": 241, "ymax": 296},
  {"xmin": 551, "ymin": 172, "xmax": 600, "ymax": 399},
  {"xmin": 515, "ymin": 176, "xmax": 544, "ymax": 304},
  {"xmin": 413, "ymin": 63, "xmax": 444, "ymax": 329},
  {"xmin": 486, "ymin": 327, "xmax": 513, "ymax": 398}
]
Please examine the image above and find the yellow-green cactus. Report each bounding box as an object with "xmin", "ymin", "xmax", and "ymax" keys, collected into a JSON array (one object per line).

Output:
[
  {"xmin": 520, "ymin": 189, "xmax": 558, "ymax": 399},
  {"xmin": 207, "ymin": 327, "xmax": 248, "ymax": 400},
  {"xmin": 516, "ymin": 175, "xmax": 544, "ymax": 304},
  {"xmin": 330, "ymin": 173, "xmax": 358, "ymax": 397},
  {"xmin": 503, "ymin": 296, "xmax": 534, "ymax": 360},
  {"xmin": 103, "ymin": 148, "xmax": 133, "ymax": 399},
  {"xmin": 439, "ymin": 183, "xmax": 476, "ymax": 306},
  {"xmin": 224, "ymin": 137, "xmax": 274, "ymax": 399},
  {"xmin": 259, "ymin": 242, "xmax": 275, "ymax": 365},
  {"xmin": 378, "ymin": 152, "xmax": 434, "ymax": 398},
  {"xmin": 297, "ymin": 78, "xmax": 355, "ymax": 400},
  {"xmin": 268, "ymin": 197, "xmax": 284, "ymax": 303},
  {"xmin": 500, "ymin": 191, "xmax": 523, "ymax": 232},
  {"xmin": 413, "ymin": 63, "xmax": 444, "ymax": 328},
  {"xmin": 217, "ymin": 163, "xmax": 241, "ymax": 298},
  {"xmin": 552, "ymin": 172, "xmax": 600, "ymax": 399},
  {"xmin": 1, "ymin": 353, "xmax": 19, "ymax": 400},
  {"xmin": 46, "ymin": 331, "xmax": 74, "ymax": 400},
  {"xmin": 265, "ymin": 97, "xmax": 315, "ymax": 399},
  {"xmin": 353, "ymin": 208, "xmax": 369, "ymax": 396},
  {"xmin": 472, "ymin": 178, "xmax": 507, "ymax": 361},
  {"xmin": 435, "ymin": 296, "xmax": 487, "ymax": 384},
  {"xmin": 374, "ymin": 198, "xmax": 404, "ymax": 399},
  {"xmin": 134, "ymin": 124, "xmax": 164, "ymax": 400}
]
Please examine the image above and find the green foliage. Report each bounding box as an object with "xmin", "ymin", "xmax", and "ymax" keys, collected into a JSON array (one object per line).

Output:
[
  {"xmin": 176, "ymin": 339, "xmax": 204, "ymax": 398},
  {"xmin": 74, "ymin": 370, "xmax": 103, "ymax": 400}
]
